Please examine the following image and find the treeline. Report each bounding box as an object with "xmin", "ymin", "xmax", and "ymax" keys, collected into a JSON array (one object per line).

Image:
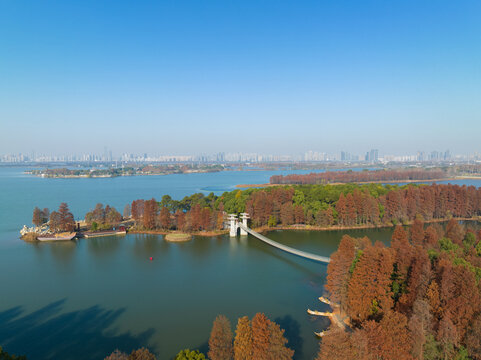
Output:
[
  {"xmin": 104, "ymin": 312, "xmax": 293, "ymax": 360},
  {"xmin": 238, "ymin": 183, "xmax": 481, "ymax": 228},
  {"xmin": 455, "ymin": 164, "xmax": 481, "ymax": 175},
  {"xmin": 270, "ymin": 169, "xmax": 446, "ymax": 185},
  {"xmin": 34, "ymin": 183, "xmax": 481, "ymax": 234},
  {"xmin": 125, "ymin": 183, "xmax": 481, "ymax": 233},
  {"xmin": 84, "ymin": 204, "xmax": 122, "ymax": 230},
  {"xmin": 129, "ymin": 196, "xmax": 224, "ymax": 232},
  {"xmin": 32, "ymin": 203, "xmax": 75, "ymax": 232},
  {"xmin": 318, "ymin": 219, "xmax": 481, "ymax": 359}
]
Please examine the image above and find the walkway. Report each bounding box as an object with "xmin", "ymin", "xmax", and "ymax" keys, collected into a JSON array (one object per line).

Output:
[{"xmin": 237, "ymin": 223, "xmax": 330, "ymax": 263}]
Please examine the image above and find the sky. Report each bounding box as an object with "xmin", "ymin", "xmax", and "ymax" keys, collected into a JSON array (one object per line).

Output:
[{"xmin": 1, "ymin": 0, "xmax": 480, "ymax": 156}]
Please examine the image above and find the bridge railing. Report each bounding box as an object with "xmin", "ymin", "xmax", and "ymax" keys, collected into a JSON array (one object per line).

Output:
[{"xmin": 237, "ymin": 223, "xmax": 330, "ymax": 263}]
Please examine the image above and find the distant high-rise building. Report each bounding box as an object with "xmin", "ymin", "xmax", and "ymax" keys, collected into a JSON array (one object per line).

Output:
[
  {"xmin": 216, "ymin": 152, "xmax": 225, "ymax": 162},
  {"xmin": 365, "ymin": 149, "xmax": 379, "ymax": 162},
  {"xmin": 444, "ymin": 150, "xmax": 451, "ymax": 161},
  {"xmin": 341, "ymin": 151, "xmax": 350, "ymax": 161},
  {"xmin": 417, "ymin": 151, "xmax": 426, "ymax": 162}
]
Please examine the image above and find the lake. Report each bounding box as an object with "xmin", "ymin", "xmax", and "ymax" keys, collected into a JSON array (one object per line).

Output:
[{"xmin": 1, "ymin": 167, "xmax": 480, "ymax": 359}]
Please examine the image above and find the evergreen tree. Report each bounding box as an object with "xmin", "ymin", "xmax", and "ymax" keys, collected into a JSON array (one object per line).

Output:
[
  {"xmin": 174, "ymin": 350, "xmax": 206, "ymax": 360},
  {"xmin": 159, "ymin": 207, "xmax": 171, "ymax": 230},
  {"xmin": 128, "ymin": 347, "xmax": 156, "ymax": 360},
  {"xmin": 251, "ymin": 313, "xmax": 270, "ymax": 360},
  {"xmin": 32, "ymin": 206, "xmax": 43, "ymax": 226},
  {"xmin": 234, "ymin": 316, "xmax": 252, "ymax": 360},
  {"xmin": 49, "ymin": 211, "xmax": 60, "ymax": 232},
  {"xmin": 208, "ymin": 315, "xmax": 233, "ymax": 360},
  {"xmin": 58, "ymin": 202, "xmax": 75, "ymax": 232},
  {"xmin": 267, "ymin": 319, "xmax": 294, "ymax": 360}
]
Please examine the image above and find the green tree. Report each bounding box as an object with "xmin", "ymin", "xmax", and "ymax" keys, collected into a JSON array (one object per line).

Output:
[
  {"xmin": 455, "ymin": 346, "xmax": 470, "ymax": 360},
  {"xmin": 476, "ymin": 241, "xmax": 481, "ymax": 257},
  {"xmin": 174, "ymin": 349, "xmax": 206, "ymax": 360},
  {"xmin": 423, "ymin": 334, "xmax": 442, "ymax": 360},
  {"xmin": 463, "ymin": 232, "xmax": 477, "ymax": 250},
  {"xmin": 267, "ymin": 215, "xmax": 277, "ymax": 227}
]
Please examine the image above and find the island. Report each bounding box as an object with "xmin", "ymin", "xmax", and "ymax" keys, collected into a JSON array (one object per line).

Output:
[{"xmin": 25, "ymin": 164, "xmax": 224, "ymax": 178}]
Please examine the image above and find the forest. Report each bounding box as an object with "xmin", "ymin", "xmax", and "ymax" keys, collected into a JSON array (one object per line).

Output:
[
  {"xmin": 123, "ymin": 182, "xmax": 481, "ymax": 234},
  {"xmin": 319, "ymin": 219, "xmax": 481, "ymax": 359},
  {"xmin": 31, "ymin": 182, "xmax": 481, "ymax": 235},
  {"xmin": 104, "ymin": 313, "xmax": 293, "ymax": 360},
  {"xmin": 270, "ymin": 169, "xmax": 447, "ymax": 185}
]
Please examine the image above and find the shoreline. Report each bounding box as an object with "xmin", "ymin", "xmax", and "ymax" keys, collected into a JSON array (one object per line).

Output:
[
  {"xmin": 250, "ymin": 216, "xmax": 480, "ymax": 234},
  {"xmin": 21, "ymin": 216, "xmax": 481, "ymax": 242},
  {"xmin": 26, "ymin": 170, "xmax": 222, "ymax": 179},
  {"xmin": 127, "ymin": 216, "xmax": 480, "ymax": 238},
  {"xmin": 128, "ymin": 229, "xmax": 228, "ymax": 237},
  {"xmin": 236, "ymin": 176, "xmax": 481, "ymax": 188}
]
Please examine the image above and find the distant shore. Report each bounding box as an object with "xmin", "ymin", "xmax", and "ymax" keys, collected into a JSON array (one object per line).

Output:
[
  {"xmin": 27, "ymin": 170, "xmax": 222, "ymax": 179},
  {"xmin": 236, "ymin": 175, "xmax": 481, "ymax": 188}
]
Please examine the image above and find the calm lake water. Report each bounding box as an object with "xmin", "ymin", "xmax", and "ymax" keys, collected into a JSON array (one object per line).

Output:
[{"xmin": 1, "ymin": 166, "xmax": 480, "ymax": 360}]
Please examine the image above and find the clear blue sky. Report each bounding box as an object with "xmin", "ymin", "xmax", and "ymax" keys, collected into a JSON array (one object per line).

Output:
[{"xmin": 1, "ymin": 0, "xmax": 480, "ymax": 156}]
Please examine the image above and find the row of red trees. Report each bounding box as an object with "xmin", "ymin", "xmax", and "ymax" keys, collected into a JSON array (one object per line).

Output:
[
  {"xmin": 246, "ymin": 184, "xmax": 481, "ymax": 228},
  {"xmin": 32, "ymin": 203, "xmax": 75, "ymax": 232},
  {"xmin": 84, "ymin": 203, "xmax": 122, "ymax": 230},
  {"xmin": 131, "ymin": 198, "xmax": 224, "ymax": 232},
  {"xmin": 270, "ymin": 169, "xmax": 446, "ymax": 185},
  {"xmin": 320, "ymin": 219, "xmax": 481, "ymax": 359},
  {"xmin": 208, "ymin": 313, "xmax": 293, "ymax": 360},
  {"xmin": 126, "ymin": 183, "xmax": 481, "ymax": 233}
]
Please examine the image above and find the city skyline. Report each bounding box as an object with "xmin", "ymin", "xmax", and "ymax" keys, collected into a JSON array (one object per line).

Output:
[
  {"xmin": 2, "ymin": 147, "xmax": 479, "ymax": 164},
  {"xmin": 1, "ymin": 1, "xmax": 481, "ymax": 155}
]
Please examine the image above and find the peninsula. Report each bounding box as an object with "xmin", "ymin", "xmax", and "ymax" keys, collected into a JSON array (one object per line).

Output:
[
  {"xmin": 25, "ymin": 164, "xmax": 224, "ymax": 178},
  {"xmin": 22, "ymin": 181, "xmax": 481, "ymax": 241}
]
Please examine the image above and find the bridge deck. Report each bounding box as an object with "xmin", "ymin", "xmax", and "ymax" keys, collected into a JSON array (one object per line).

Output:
[{"xmin": 238, "ymin": 224, "xmax": 330, "ymax": 263}]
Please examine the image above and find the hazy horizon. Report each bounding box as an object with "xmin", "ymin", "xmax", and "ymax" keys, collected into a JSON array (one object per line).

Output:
[{"xmin": 1, "ymin": 1, "xmax": 480, "ymax": 155}]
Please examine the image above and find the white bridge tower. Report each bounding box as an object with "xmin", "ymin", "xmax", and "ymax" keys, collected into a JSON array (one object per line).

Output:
[
  {"xmin": 228, "ymin": 214, "xmax": 238, "ymax": 237},
  {"xmin": 240, "ymin": 213, "xmax": 249, "ymax": 236}
]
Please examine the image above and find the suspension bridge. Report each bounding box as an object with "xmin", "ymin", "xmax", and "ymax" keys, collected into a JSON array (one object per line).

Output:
[{"xmin": 228, "ymin": 213, "xmax": 330, "ymax": 263}]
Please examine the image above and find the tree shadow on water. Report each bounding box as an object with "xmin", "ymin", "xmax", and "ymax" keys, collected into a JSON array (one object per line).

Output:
[
  {"xmin": 0, "ymin": 299, "xmax": 155, "ymax": 360},
  {"xmin": 275, "ymin": 315, "xmax": 303, "ymax": 360}
]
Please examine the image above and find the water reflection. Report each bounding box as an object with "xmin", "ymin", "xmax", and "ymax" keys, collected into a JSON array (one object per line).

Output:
[
  {"xmin": 29, "ymin": 241, "xmax": 78, "ymax": 266},
  {"xmin": 86, "ymin": 236, "xmax": 123, "ymax": 257},
  {"xmin": 274, "ymin": 315, "xmax": 303, "ymax": 360},
  {"xmin": 132, "ymin": 234, "xmax": 168, "ymax": 261},
  {"xmin": 0, "ymin": 299, "xmax": 155, "ymax": 360}
]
